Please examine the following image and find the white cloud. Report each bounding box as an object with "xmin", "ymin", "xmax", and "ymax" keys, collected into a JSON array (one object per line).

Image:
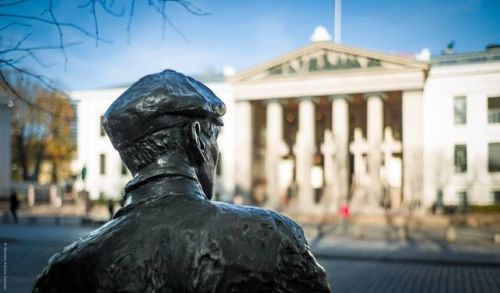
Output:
[
  {"xmin": 415, "ymin": 48, "xmax": 431, "ymax": 61},
  {"xmin": 310, "ymin": 25, "xmax": 332, "ymax": 42},
  {"xmin": 223, "ymin": 65, "xmax": 236, "ymax": 77}
]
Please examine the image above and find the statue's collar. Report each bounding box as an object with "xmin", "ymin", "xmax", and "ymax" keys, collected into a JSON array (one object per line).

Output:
[
  {"xmin": 123, "ymin": 154, "xmax": 206, "ymax": 206},
  {"xmin": 125, "ymin": 154, "xmax": 198, "ymax": 192}
]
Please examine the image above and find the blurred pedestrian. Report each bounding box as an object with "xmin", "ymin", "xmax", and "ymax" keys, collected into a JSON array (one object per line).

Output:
[
  {"xmin": 107, "ymin": 199, "xmax": 114, "ymax": 220},
  {"xmin": 10, "ymin": 189, "xmax": 20, "ymax": 223}
]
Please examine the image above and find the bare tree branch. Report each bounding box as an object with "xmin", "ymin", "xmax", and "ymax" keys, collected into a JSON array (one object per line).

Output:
[
  {"xmin": 0, "ymin": 41, "xmax": 82, "ymax": 55},
  {"xmin": 41, "ymin": 0, "xmax": 68, "ymax": 69},
  {"xmin": 126, "ymin": 0, "xmax": 136, "ymax": 44},
  {"xmin": 12, "ymin": 50, "xmax": 57, "ymax": 68},
  {"xmin": 1, "ymin": 0, "xmax": 209, "ymax": 119},
  {"xmin": 1, "ymin": 60, "xmax": 56, "ymax": 91},
  {"xmin": 0, "ymin": 20, "xmax": 31, "ymax": 31},
  {"xmin": 0, "ymin": 70, "xmax": 72, "ymax": 123},
  {"xmin": 0, "ymin": 13, "xmax": 111, "ymax": 43},
  {"xmin": 77, "ymin": 0, "xmax": 128, "ymax": 46},
  {"xmin": 79, "ymin": 0, "xmax": 124, "ymax": 17},
  {"xmin": 1, "ymin": 41, "xmax": 82, "ymax": 77},
  {"xmin": 7, "ymin": 32, "xmax": 32, "ymax": 51},
  {"xmin": 97, "ymin": 0, "xmax": 124, "ymax": 17},
  {"xmin": 90, "ymin": 0, "xmax": 99, "ymax": 47},
  {"xmin": 0, "ymin": 0, "xmax": 27, "ymax": 7},
  {"xmin": 76, "ymin": 0, "xmax": 101, "ymax": 47},
  {"xmin": 149, "ymin": 0, "xmax": 189, "ymax": 43},
  {"xmin": 0, "ymin": 70, "xmax": 70, "ymax": 120},
  {"xmin": 167, "ymin": 0, "xmax": 209, "ymax": 16},
  {"xmin": 2, "ymin": 0, "xmax": 211, "ymax": 182}
]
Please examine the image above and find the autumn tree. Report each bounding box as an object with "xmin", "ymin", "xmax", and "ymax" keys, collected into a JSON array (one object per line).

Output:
[
  {"xmin": 39, "ymin": 90, "xmax": 75, "ymax": 183},
  {"xmin": 5, "ymin": 72, "xmax": 75, "ymax": 182}
]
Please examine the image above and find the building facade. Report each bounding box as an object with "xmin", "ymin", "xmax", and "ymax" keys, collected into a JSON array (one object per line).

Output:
[
  {"xmin": 72, "ymin": 40, "xmax": 500, "ymax": 214},
  {"xmin": 0, "ymin": 96, "xmax": 13, "ymax": 197},
  {"xmin": 74, "ymin": 87, "xmax": 131, "ymax": 199},
  {"xmin": 423, "ymin": 49, "xmax": 500, "ymax": 207}
]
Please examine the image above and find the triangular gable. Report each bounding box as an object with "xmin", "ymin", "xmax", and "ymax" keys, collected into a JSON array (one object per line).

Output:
[{"xmin": 231, "ymin": 41, "xmax": 428, "ymax": 82}]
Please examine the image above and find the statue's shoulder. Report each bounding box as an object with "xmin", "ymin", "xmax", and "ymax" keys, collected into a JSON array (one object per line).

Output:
[
  {"xmin": 211, "ymin": 202, "xmax": 307, "ymax": 246},
  {"xmin": 206, "ymin": 202, "xmax": 331, "ymax": 292},
  {"xmin": 33, "ymin": 216, "xmax": 138, "ymax": 292}
]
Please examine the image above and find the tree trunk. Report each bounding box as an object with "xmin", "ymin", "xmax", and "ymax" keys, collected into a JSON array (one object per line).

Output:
[
  {"xmin": 32, "ymin": 142, "xmax": 45, "ymax": 181},
  {"xmin": 14, "ymin": 131, "xmax": 29, "ymax": 181},
  {"xmin": 51, "ymin": 160, "xmax": 58, "ymax": 183}
]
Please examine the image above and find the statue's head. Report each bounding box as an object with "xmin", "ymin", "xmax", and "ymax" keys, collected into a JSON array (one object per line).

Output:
[{"xmin": 103, "ymin": 69, "xmax": 226, "ymax": 199}]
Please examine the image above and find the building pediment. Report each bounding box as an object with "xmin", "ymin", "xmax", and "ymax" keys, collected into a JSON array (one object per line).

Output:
[{"xmin": 231, "ymin": 41, "xmax": 428, "ymax": 82}]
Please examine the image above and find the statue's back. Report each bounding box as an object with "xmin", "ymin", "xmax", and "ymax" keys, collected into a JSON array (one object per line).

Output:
[{"xmin": 34, "ymin": 190, "xmax": 330, "ymax": 292}]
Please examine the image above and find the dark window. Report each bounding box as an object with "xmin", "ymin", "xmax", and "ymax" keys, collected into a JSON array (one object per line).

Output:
[
  {"xmin": 100, "ymin": 116, "xmax": 105, "ymax": 136},
  {"xmin": 454, "ymin": 96, "xmax": 466, "ymax": 125},
  {"xmin": 457, "ymin": 191, "xmax": 468, "ymax": 207},
  {"xmin": 488, "ymin": 97, "xmax": 500, "ymax": 123},
  {"xmin": 100, "ymin": 154, "xmax": 106, "ymax": 175},
  {"xmin": 121, "ymin": 162, "xmax": 127, "ymax": 175},
  {"xmin": 492, "ymin": 191, "xmax": 500, "ymax": 204},
  {"xmin": 454, "ymin": 144, "xmax": 467, "ymax": 173},
  {"xmin": 488, "ymin": 143, "xmax": 500, "ymax": 172}
]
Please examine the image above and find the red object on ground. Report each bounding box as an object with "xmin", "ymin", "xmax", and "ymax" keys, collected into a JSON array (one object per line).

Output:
[{"xmin": 339, "ymin": 205, "xmax": 350, "ymax": 219}]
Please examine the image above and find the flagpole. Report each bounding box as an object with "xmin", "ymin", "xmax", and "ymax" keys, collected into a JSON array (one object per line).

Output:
[{"xmin": 334, "ymin": 0, "xmax": 341, "ymax": 43}]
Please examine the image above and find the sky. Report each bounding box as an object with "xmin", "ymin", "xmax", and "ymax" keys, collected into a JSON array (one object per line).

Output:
[{"xmin": 1, "ymin": 0, "xmax": 499, "ymax": 91}]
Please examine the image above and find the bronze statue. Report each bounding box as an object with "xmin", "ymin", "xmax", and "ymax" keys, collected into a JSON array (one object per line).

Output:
[{"xmin": 33, "ymin": 69, "xmax": 331, "ymax": 292}]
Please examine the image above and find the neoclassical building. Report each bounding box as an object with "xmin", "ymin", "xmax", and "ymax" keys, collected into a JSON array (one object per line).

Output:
[
  {"xmin": 73, "ymin": 38, "xmax": 500, "ymax": 215},
  {"xmin": 228, "ymin": 41, "xmax": 429, "ymax": 215}
]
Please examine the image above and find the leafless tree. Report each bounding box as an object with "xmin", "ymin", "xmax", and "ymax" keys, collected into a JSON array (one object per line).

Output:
[
  {"xmin": 0, "ymin": 0, "xmax": 208, "ymax": 117},
  {"xmin": 1, "ymin": 0, "xmax": 208, "ymax": 183}
]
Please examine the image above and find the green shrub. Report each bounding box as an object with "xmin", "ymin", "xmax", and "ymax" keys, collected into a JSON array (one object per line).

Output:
[{"xmin": 468, "ymin": 205, "xmax": 500, "ymax": 213}]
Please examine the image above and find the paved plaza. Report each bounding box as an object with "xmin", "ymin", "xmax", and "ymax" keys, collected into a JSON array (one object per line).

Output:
[
  {"xmin": 0, "ymin": 221, "xmax": 499, "ymax": 292},
  {"xmin": 322, "ymin": 259, "xmax": 500, "ymax": 293}
]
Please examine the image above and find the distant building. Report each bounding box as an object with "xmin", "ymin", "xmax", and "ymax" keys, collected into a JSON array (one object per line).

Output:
[
  {"xmin": 423, "ymin": 46, "xmax": 500, "ymax": 207},
  {"xmin": 72, "ymin": 36, "xmax": 500, "ymax": 214},
  {"xmin": 73, "ymin": 87, "xmax": 133, "ymax": 200},
  {"xmin": 0, "ymin": 95, "xmax": 13, "ymax": 197}
]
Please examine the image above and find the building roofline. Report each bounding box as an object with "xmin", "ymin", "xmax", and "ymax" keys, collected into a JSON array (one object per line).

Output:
[{"xmin": 431, "ymin": 49, "xmax": 500, "ymax": 66}]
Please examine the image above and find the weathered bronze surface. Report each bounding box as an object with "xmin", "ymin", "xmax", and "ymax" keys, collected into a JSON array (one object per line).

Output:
[{"xmin": 33, "ymin": 69, "xmax": 331, "ymax": 292}]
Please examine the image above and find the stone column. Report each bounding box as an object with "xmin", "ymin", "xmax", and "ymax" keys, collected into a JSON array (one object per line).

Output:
[
  {"xmin": 402, "ymin": 90, "xmax": 423, "ymax": 207},
  {"xmin": 28, "ymin": 184, "xmax": 35, "ymax": 207},
  {"xmin": 331, "ymin": 94, "xmax": 350, "ymax": 203},
  {"xmin": 321, "ymin": 129, "xmax": 336, "ymax": 211},
  {"xmin": 294, "ymin": 97, "xmax": 316, "ymax": 212},
  {"xmin": 364, "ymin": 92, "xmax": 386, "ymax": 205},
  {"xmin": 235, "ymin": 100, "xmax": 253, "ymax": 204},
  {"xmin": 265, "ymin": 100, "xmax": 287, "ymax": 210},
  {"xmin": 50, "ymin": 184, "xmax": 61, "ymax": 207}
]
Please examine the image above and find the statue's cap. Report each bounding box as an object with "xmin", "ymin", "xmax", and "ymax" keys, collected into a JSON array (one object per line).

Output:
[{"xmin": 103, "ymin": 69, "xmax": 226, "ymax": 150}]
